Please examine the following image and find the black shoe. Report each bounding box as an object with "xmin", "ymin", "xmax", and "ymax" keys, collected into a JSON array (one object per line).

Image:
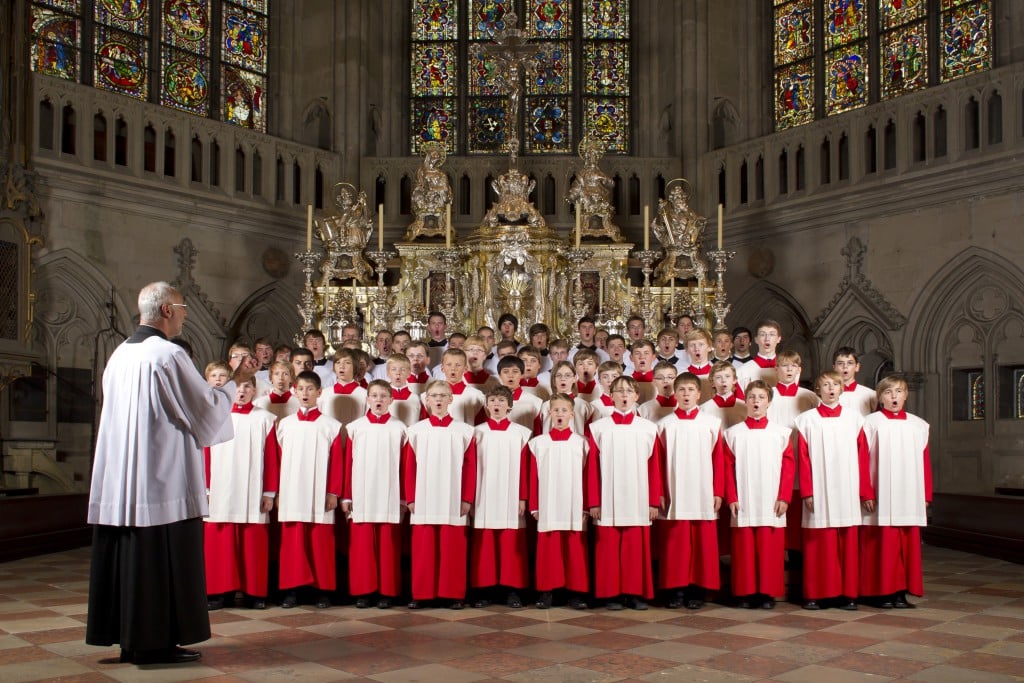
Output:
[
  {"xmin": 605, "ymin": 599, "xmax": 624, "ymax": 611},
  {"xmin": 506, "ymin": 591, "xmax": 523, "ymax": 608},
  {"xmin": 762, "ymin": 597, "xmax": 776, "ymax": 610},
  {"xmin": 685, "ymin": 598, "xmax": 704, "ymax": 610},
  {"xmin": 449, "ymin": 600, "xmax": 465, "ymax": 610},
  {"xmin": 245, "ymin": 595, "xmax": 267, "ymax": 610},
  {"xmin": 666, "ymin": 590, "xmax": 685, "ymax": 609},
  {"xmin": 803, "ymin": 600, "xmax": 822, "ymax": 610},
  {"xmin": 355, "ymin": 597, "xmax": 371, "ymax": 609},
  {"xmin": 130, "ymin": 647, "xmax": 202, "ymax": 665},
  {"xmin": 893, "ymin": 593, "xmax": 914, "ymax": 609},
  {"xmin": 878, "ymin": 594, "xmax": 895, "ymax": 609},
  {"xmin": 280, "ymin": 592, "xmax": 298, "ymax": 609},
  {"xmin": 737, "ymin": 596, "xmax": 754, "ymax": 609},
  {"xmin": 207, "ymin": 596, "xmax": 224, "ymax": 611},
  {"xmin": 407, "ymin": 600, "xmax": 423, "ymax": 610},
  {"xmin": 838, "ymin": 598, "xmax": 858, "ymax": 611},
  {"xmin": 626, "ymin": 596, "xmax": 648, "ymax": 611},
  {"xmin": 119, "ymin": 649, "xmax": 134, "ymax": 663},
  {"xmin": 377, "ymin": 597, "xmax": 392, "ymax": 609},
  {"xmin": 535, "ymin": 592, "xmax": 553, "ymax": 609},
  {"xmin": 567, "ymin": 595, "xmax": 588, "ymax": 610},
  {"xmin": 315, "ymin": 594, "xmax": 331, "ymax": 609},
  {"xmin": 472, "ymin": 598, "xmax": 491, "ymax": 608}
]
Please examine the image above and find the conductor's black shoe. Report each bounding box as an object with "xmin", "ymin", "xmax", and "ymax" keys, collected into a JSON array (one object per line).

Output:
[
  {"xmin": 535, "ymin": 592, "xmax": 553, "ymax": 609},
  {"xmin": 131, "ymin": 647, "xmax": 202, "ymax": 665},
  {"xmin": 280, "ymin": 592, "xmax": 298, "ymax": 609},
  {"xmin": 315, "ymin": 594, "xmax": 331, "ymax": 609},
  {"xmin": 803, "ymin": 600, "xmax": 822, "ymax": 610},
  {"xmin": 206, "ymin": 596, "xmax": 224, "ymax": 611}
]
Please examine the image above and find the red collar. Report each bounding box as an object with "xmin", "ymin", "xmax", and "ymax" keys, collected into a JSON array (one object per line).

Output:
[
  {"xmin": 576, "ymin": 380, "xmax": 596, "ymax": 394},
  {"xmin": 334, "ymin": 381, "xmax": 360, "ymax": 395},
  {"xmin": 599, "ymin": 394, "xmax": 614, "ymax": 406},
  {"xmin": 465, "ymin": 369, "xmax": 490, "ymax": 384},
  {"xmin": 817, "ymin": 403, "xmax": 842, "ymax": 418},
  {"xmin": 844, "ymin": 381, "xmax": 858, "ymax": 392},
  {"xmin": 296, "ymin": 407, "xmax": 322, "ymax": 422},
  {"xmin": 674, "ymin": 407, "xmax": 699, "ymax": 420},
  {"xmin": 520, "ymin": 377, "xmax": 539, "ymax": 387},
  {"xmin": 611, "ymin": 411, "xmax": 635, "ymax": 425},
  {"xmin": 744, "ymin": 416, "xmax": 768, "ymax": 429},
  {"xmin": 735, "ymin": 385, "xmax": 745, "ymax": 401},
  {"xmin": 754, "ymin": 355, "xmax": 776, "ymax": 368},
  {"xmin": 391, "ymin": 386, "xmax": 411, "ymax": 400},
  {"xmin": 487, "ymin": 418, "xmax": 511, "ymax": 431},
  {"xmin": 408, "ymin": 372, "xmax": 430, "ymax": 384},
  {"xmin": 656, "ymin": 395, "xmax": 677, "ymax": 407},
  {"xmin": 632, "ymin": 370, "xmax": 653, "ymax": 382},
  {"xmin": 449, "ymin": 381, "xmax": 467, "ymax": 395},
  {"xmin": 713, "ymin": 393, "xmax": 737, "ymax": 408},
  {"xmin": 366, "ymin": 410, "xmax": 391, "ymax": 424},
  {"xmin": 548, "ymin": 427, "xmax": 573, "ymax": 441},
  {"xmin": 688, "ymin": 364, "xmax": 711, "ymax": 376},
  {"xmin": 428, "ymin": 413, "xmax": 454, "ymax": 427},
  {"xmin": 511, "ymin": 387, "xmax": 524, "ymax": 400},
  {"xmin": 269, "ymin": 391, "xmax": 292, "ymax": 404},
  {"xmin": 882, "ymin": 409, "xmax": 907, "ymax": 420},
  {"xmin": 775, "ymin": 382, "xmax": 799, "ymax": 397},
  {"xmin": 232, "ymin": 403, "xmax": 255, "ymax": 414},
  {"xmin": 359, "ymin": 378, "xmax": 368, "ymax": 389}
]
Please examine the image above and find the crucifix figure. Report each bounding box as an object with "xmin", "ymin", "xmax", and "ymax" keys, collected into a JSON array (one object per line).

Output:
[{"xmin": 482, "ymin": 10, "xmax": 542, "ymax": 168}]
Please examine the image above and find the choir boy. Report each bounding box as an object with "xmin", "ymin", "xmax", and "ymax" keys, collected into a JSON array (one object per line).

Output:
[
  {"xmin": 430, "ymin": 348, "xmax": 486, "ymax": 424},
  {"xmin": 795, "ymin": 372, "xmax": 870, "ymax": 610},
  {"xmin": 655, "ymin": 328, "xmax": 687, "ymax": 372},
  {"xmin": 528, "ymin": 323, "xmax": 554, "ymax": 373},
  {"xmin": 700, "ymin": 361, "xmax": 746, "ymax": 428},
  {"xmin": 684, "ymin": 329, "xmax": 716, "ymax": 402},
  {"xmin": 204, "ymin": 378, "xmax": 279, "ymax": 610},
  {"xmin": 590, "ymin": 360, "xmax": 623, "ymax": 420},
  {"xmin": 369, "ymin": 330, "xmax": 392, "ymax": 380},
  {"xmin": 517, "ymin": 346, "xmax": 550, "ymax": 401},
  {"xmin": 539, "ymin": 360, "xmax": 593, "ymax": 434},
  {"xmin": 386, "ymin": 353, "xmax": 420, "ymax": 427},
  {"xmin": 495, "ymin": 355, "xmax": 543, "ymax": 432},
  {"xmin": 253, "ymin": 361, "xmax": 299, "ymax": 421},
  {"xmin": 724, "ymin": 380, "xmax": 794, "ymax": 609},
  {"xmin": 319, "ymin": 348, "xmax": 367, "ymax": 425},
  {"xmin": 426, "ymin": 311, "xmax": 449, "ymax": 367},
  {"xmin": 713, "ymin": 330, "xmax": 734, "ymax": 364},
  {"xmin": 405, "ymin": 341, "xmax": 432, "ymax": 395},
  {"xmin": 859, "ymin": 375, "xmax": 931, "ymax": 608},
  {"xmin": 269, "ymin": 371, "xmax": 344, "ymax": 609},
  {"xmin": 736, "ymin": 320, "xmax": 783, "ymax": 392},
  {"xmin": 629, "ymin": 340, "xmax": 658, "ymax": 403},
  {"xmin": 290, "ymin": 348, "xmax": 315, "ymax": 383},
  {"xmin": 403, "ymin": 380, "xmax": 477, "ymax": 609},
  {"xmin": 833, "ymin": 347, "xmax": 879, "ymax": 416},
  {"xmin": 638, "ymin": 361, "xmax": 678, "ymax": 422},
  {"xmin": 656, "ymin": 372, "xmax": 724, "ymax": 609},
  {"xmin": 606, "ymin": 333, "xmax": 634, "ymax": 374},
  {"xmin": 470, "ymin": 386, "xmax": 532, "ymax": 608},
  {"xmin": 205, "ymin": 361, "xmax": 231, "ymax": 388},
  {"xmin": 342, "ymin": 380, "xmax": 406, "ymax": 609},
  {"xmin": 463, "ymin": 335, "xmax": 497, "ymax": 392},
  {"xmin": 303, "ymin": 330, "xmax": 336, "ymax": 387},
  {"xmin": 529, "ymin": 393, "xmax": 590, "ymax": 609},
  {"xmin": 731, "ymin": 326, "xmax": 753, "ymax": 368},
  {"xmin": 586, "ymin": 376, "xmax": 663, "ymax": 610}
]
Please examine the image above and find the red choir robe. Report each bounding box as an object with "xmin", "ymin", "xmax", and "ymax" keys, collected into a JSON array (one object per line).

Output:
[
  {"xmin": 859, "ymin": 409, "xmax": 931, "ymax": 598},
  {"xmin": 656, "ymin": 407, "xmax": 724, "ymax": 591},
  {"xmin": 723, "ymin": 416, "xmax": 795, "ymax": 598},
  {"xmin": 795, "ymin": 403, "xmax": 871, "ymax": 600},
  {"xmin": 203, "ymin": 402, "xmax": 280, "ymax": 597},
  {"xmin": 402, "ymin": 414, "xmax": 478, "ymax": 600},
  {"xmin": 528, "ymin": 428, "xmax": 589, "ymax": 593},
  {"xmin": 343, "ymin": 411, "xmax": 407, "ymax": 597},
  {"xmin": 471, "ymin": 418, "xmax": 532, "ymax": 589},
  {"xmin": 267, "ymin": 408, "xmax": 344, "ymax": 591},
  {"xmin": 585, "ymin": 411, "xmax": 663, "ymax": 599}
]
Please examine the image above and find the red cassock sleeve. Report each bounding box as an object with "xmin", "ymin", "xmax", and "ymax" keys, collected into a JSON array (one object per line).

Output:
[
  {"xmin": 724, "ymin": 440, "xmax": 738, "ymax": 505},
  {"xmin": 526, "ymin": 446, "xmax": 539, "ymax": 513},
  {"xmin": 204, "ymin": 446, "xmax": 211, "ymax": 489},
  {"xmin": 532, "ymin": 413, "xmax": 543, "ymax": 437},
  {"xmin": 585, "ymin": 432, "xmax": 602, "ymax": 509},
  {"xmin": 797, "ymin": 431, "xmax": 813, "ymax": 498},
  {"xmin": 401, "ymin": 442, "xmax": 417, "ymax": 505},
  {"xmin": 262, "ymin": 425, "xmax": 280, "ymax": 494},
  {"xmin": 923, "ymin": 444, "xmax": 933, "ymax": 503},
  {"xmin": 857, "ymin": 428, "xmax": 874, "ymax": 500},
  {"xmin": 659, "ymin": 434, "xmax": 671, "ymax": 510},
  {"xmin": 776, "ymin": 441, "xmax": 795, "ymax": 503},
  {"xmin": 461, "ymin": 437, "xmax": 478, "ymax": 504},
  {"xmin": 326, "ymin": 431, "xmax": 344, "ymax": 497},
  {"xmin": 519, "ymin": 444, "xmax": 529, "ymax": 501},
  {"xmin": 712, "ymin": 431, "xmax": 725, "ymax": 498},
  {"xmin": 648, "ymin": 435, "xmax": 663, "ymax": 508},
  {"xmin": 342, "ymin": 432, "xmax": 355, "ymax": 501}
]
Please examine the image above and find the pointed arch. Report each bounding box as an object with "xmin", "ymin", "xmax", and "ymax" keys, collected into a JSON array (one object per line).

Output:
[
  {"xmin": 226, "ymin": 281, "xmax": 304, "ymax": 355},
  {"xmin": 730, "ymin": 280, "xmax": 816, "ymax": 374}
]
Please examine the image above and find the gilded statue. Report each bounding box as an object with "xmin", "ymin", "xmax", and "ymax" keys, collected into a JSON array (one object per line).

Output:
[
  {"xmin": 652, "ymin": 178, "xmax": 708, "ymax": 284},
  {"xmin": 316, "ymin": 182, "xmax": 373, "ymax": 282},
  {"xmin": 482, "ymin": 168, "xmax": 546, "ymax": 228},
  {"xmin": 405, "ymin": 142, "xmax": 452, "ymax": 241},
  {"xmin": 566, "ymin": 137, "xmax": 622, "ymax": 242}
]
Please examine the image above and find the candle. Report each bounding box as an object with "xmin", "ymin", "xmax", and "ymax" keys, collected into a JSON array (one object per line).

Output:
[
  {"xmin": 306, "ymin": 205, "xmax": 313, "ymax": 251},
  {"xmin": 351, "ymin": 278, "xmax": 357, "ymax": 308},
  {"xmin": 446, "ymin": 204, "xmax": 452, "ymax": 247},
  {"xmin": 378, "ymin": 203, "xmax": 384, "ymax": 250},
  {"xmin": 598, "ymin": 275, "xmax": 604, "ymax": 313},
  {"xmin": 575, "ymin": 203, "xmax": 581, "ymax": 247},
  {"xmin": 670, "ymin": 279, "xmax": 675, "ymax": 312},
  {"xmin": 643, "ymin": 205, "xmax": 650, "ymax": 250},
  {"xmin": 425, "ymin": 278, "xmax": 431, "ymax": 310},
  {"xmin": 717, "ymin": 203, "xmax": 724, "ymax": 250}
]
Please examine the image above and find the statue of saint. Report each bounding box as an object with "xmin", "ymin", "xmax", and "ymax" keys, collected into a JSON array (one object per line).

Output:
[
  {"xmin": 317, "ymin": 182, "xmax": 373, "ymax": 282},
  {"xmin": 405, "ymin": 142, "xmax": 453, "ymax": 241},
  {"xmin": 652, "ymin": 179, "xmax": 708, "ymax": 283},
  {"xmin": 566, "ymin": 137, "xmax": 622, "ymax": 241}
]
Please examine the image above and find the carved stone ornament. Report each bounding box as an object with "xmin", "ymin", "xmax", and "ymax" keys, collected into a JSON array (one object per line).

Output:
[{"xmin": 812, "ymin": 236, "xmax": 907, "ymax": 331}]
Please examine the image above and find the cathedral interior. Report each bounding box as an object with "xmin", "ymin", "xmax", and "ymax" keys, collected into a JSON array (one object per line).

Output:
[{"xmin": 1, "ymin": 0, "xmax": 1023, "ymax": 678}]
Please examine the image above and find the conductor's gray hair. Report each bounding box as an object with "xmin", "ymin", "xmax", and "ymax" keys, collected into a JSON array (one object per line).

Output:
[{"xmin": 138, "ymin": 281, "xmax": 177, "ymax": 322}]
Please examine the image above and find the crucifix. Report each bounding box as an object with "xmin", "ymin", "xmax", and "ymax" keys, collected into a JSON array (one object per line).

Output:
[{"xmin": 481, "ymin": 10, "xmax": 542, "ymax": 168}]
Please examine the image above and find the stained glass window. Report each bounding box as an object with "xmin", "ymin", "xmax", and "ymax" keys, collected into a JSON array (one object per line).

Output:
[
  {"xmin": 31, "ymin": 1, "xmax": 270, "ymax": 132},
  {"xmin": 411, "ymin": 0, "xmax": 630, "ymax": 155},
  {"xmin": 772, "ymin": 1, "xmax": 993, "ymax": 130}
]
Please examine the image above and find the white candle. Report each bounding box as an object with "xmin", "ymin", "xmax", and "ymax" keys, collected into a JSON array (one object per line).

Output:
[
  {"xmin": 598, "ymin": 275, "xmax": 604, "ymax": 312},
  {"xmin": 446, "ymin": 204, "xmax": 452, "ymax": 247},
  {"xmin": 378, "ymin": 203, "xmax": 384, "ymax": 250},
  {"xmin": 575, "ymin": 203, "xmax": 581, "ymax": 247},
  {"xmin": 643, "ymin": 205, "xmax": 650, "ymax": 250},
  {"xmin": 670, "ymin": 279, "xmax": 675, "ymax": 312},
  {"xmin": 306, "ymin": 205, "xmax": 313, "ymax": 251},
  {"xmin": 425, "ymin": 278, "xmax": 431, "ymax": 310},
  {"xmin": 351, "ymin": 278, "xmax": 357, "ymax": 307},
  {"xmin": 717, "ymin": 203, "xmax": 724, "ymax": 250}
]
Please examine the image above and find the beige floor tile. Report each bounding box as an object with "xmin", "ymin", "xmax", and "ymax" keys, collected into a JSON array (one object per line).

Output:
[
  {"xmin": 368, "ymin": 662, "xmax": 488, "ymax": 682},
  {"xmin": 507, "ymin": 622, "xmax": 599, "ymax": 640},
  {"xmin": 906, "ymin": 664, "xmax": 1022, "ymax": 683},
  {"xmin": 774, "ymin": 664, "xmax": 893, "ymax": 682},
  {"xmin": 858, "ymin": 639, "xmax": 960, "ymax": 663},
  {"xmin": 0, "ymin": 656, "xmax": 95, "ymax": 683},
  {"xmin": 502, "ymin": 663, "xmax": 624, "ymax": 682},
  {"xmin": 626, "ymin": 640, "xmax": 729, "ymax": 664}
]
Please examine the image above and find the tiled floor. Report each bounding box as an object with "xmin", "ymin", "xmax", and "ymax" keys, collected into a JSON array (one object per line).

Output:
[{"xmin": 1, "ymin": 545, "xmax": 1023, "ymax": 682}]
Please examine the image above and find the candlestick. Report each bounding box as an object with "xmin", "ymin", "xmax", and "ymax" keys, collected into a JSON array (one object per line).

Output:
[
  {"xmin": 306, "ymin": 205, "xmax": 313, "ymax": 251},
  {"xmin": 643, "ymin": 205, "xmax": 650, "ymax": 250},
  {"xmin": 446, "ymin": 205, "xmax": 452, "ymax": 247},
  {"xmin": 575, "ymin": 203, "xmax": 581, "ymax": 247},
  {"xmin": 378, "ymin": 203, "xmax": 384, "ymax": 250},
  {"xmin": 717, "ymin": 203, "xmax": 723, "ymax": 250}
]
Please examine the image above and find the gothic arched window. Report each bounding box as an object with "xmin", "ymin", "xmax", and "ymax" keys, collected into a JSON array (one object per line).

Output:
[
  {"xmin": 773, "ymin": 0, "xmax": 992, "ymax": 130},
  {"xmin": 410, "ymin": 0, "xmax": 632, "ymax": 155},
  {"xmin": 30, "ymin": 0, "xmax": 270, "ymax": 132}
]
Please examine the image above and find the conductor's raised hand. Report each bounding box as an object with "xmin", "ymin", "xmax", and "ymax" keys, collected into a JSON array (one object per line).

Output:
[{"xmin": 232, "ymin": 355, "xmax": 259, "ymax": 384}]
